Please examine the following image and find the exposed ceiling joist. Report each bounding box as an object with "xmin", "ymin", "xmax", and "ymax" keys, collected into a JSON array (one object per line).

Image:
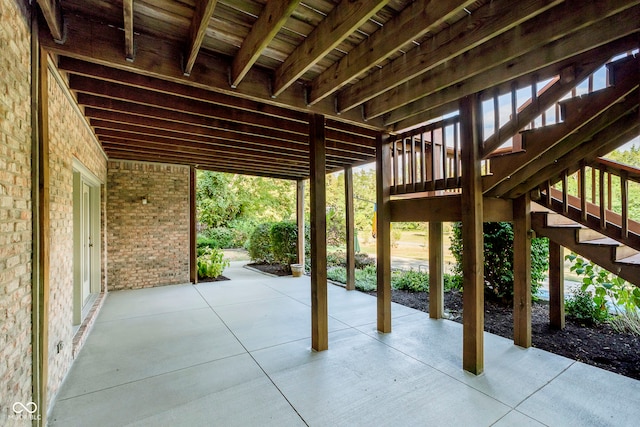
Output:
[
  {"xmin": 230, "ymin": 0, "xmax": 301, "ymax": 88},
  {"xmin": 307, "ymin": 0, "xmax": 476, "ymax": 105},
  {"xmin": 271, "ymin": 0, "xmax": 392, "ymax": 98},
  {"xmin": 123, "ymin": 0, "xmax": 134, "ymax": 61},
  {"xmin": 184, "ymin": 0, "xmax": 219, "ymax": 76},
  {"xmin": 37, "ymin": 0, "xmax": 64, "ymax": 42}
]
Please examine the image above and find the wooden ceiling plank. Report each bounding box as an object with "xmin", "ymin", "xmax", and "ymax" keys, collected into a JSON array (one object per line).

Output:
[
  {"xmin": 184, "ymin": 0, "xmax": 219, "ymax": 76},
  {"xmin": 366, "ymin": 1, "xmax": 639, "ymax": 121},
  {"xmin": 391, "ymin": 29, "xmax": 640, "ymax": 132},
  {"xmin": 39, "ymin": 13, "xmax": 386, "ymax": 130},
  {"xmin": 307, "ymin": 0, "xmax": 476, "ymax": 105},
  {"xmin": 271, "ymin": 0, "xmax": 392, "ymax": 98},
  {"xmin": 337, "ymin": 0, "xmax": 571, "ymax": 113},
  {"xmin": 123, "ymin": 0, "xmax": 135, "ymax": 61},
  {"xmin": 37, "ymin": 0, "xmax": 64, "ymax": 42},
  {"xmin": 231, "ymin": 0, "xmax": 301, "ymax": 88}
]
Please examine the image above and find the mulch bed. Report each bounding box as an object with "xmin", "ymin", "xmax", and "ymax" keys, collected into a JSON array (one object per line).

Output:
[
  {"xmin": 197, "ymin": 275, "xmax": 230, "ymax": 283},
  {"xmin": 247, "ymin": 262, "xmax": 291, "ymax": 276}
]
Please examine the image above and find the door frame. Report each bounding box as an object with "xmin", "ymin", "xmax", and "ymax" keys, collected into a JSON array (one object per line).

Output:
[{"xmin": 72, "ymin": 159, "xmax": 102, "ymax": 328}]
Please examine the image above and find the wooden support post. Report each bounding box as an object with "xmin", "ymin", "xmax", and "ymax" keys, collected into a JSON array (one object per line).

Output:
[
  {"xmin": 549, "ymin": 241, "xmax": 565, "ymax": 329},
  {"xmin": 32, "ymin": 41, "xmax": 51, "ymax": 426},
  {"xmin": 309, "ymin": 114, "xmax": 328, "ymax": 351},
  {"xmin": 376, "ymin": 133, "xmax": 392, "ymax": 333},
  {"xmin": 345, "ymin": 166, "xmax": 355, "ymax": 291},
  {"xmin": 296, "ymin": 179, "xmax": 305, "ymax": 267},
  {"xmin": 189, "ymin": 166, "xmax": 197, "ymax": 284},
  {"xmin": 460, "ymin": 94, "xmax": 484, "ymax": 375},
  {"xmin": 513, "ymin": 194, "xmax": 532, "ymax": 347},
  {"xmin": 429, "ymin": 221, "xmax": 444, "ymax": 319}
]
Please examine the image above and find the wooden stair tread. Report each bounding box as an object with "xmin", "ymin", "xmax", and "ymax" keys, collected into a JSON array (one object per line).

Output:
[
  {"xmin": 579, "ymin": 237, "xmax": 623, "ymax": 246},
  {"xmin": 617, "ymin": 253, "xmax": 640, "ymax": 265}
]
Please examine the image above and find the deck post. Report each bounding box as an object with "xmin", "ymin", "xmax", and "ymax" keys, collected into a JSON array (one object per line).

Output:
[
  {"xmin": 513, "ymin": 194, "xmax": 532, "ymax": 347},
  {"xmin": 296, "ymin": 179, "xmax": 305, "ymax": 267},
  {"xmin": 345, "ymin": 166, "xmax": 355, "ymax": 290},
  {"xmin": 429, "ymin": 221, "xmax": 444, "ymax": 319},
  {"xmin": 549, "ymin": 241, "xmax": 565, "ymax": 329},
  {"xmin": 189, "ymin": 166, "xmax": 197, "ymax": 284},
  {"xmin": 309, "ymin": 114, "xmax": 328, "ymax": 351},
  {"xmin": 376, "ymin": 133, "xmax": 392, "ymax": 332},
  {"xmin": 460, "ymin": 94, "xmax": 484, "ymax": 375}
]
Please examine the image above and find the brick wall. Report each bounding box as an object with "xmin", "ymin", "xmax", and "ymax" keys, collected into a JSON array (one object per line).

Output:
[
  {"xmin": 46, "ymin": 63, "xmax": 108, "ymax": 404},
  {"xmin": 0, "ymin": 0, "xmax": 33, "ymax": 424},
  {"xmin": 107, "ymin": 161, "xmax": 190, "ymax": 290}
]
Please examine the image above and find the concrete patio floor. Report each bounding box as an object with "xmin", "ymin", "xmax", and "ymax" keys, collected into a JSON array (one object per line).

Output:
[{"xmin": 49, "ymin": 262, "xmax": 640, "ymax": 426}]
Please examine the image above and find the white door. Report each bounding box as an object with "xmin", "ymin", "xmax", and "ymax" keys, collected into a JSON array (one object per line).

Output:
[{"xmin": 81, "ymin": 182, "xmax": 92, "ymax": 306}]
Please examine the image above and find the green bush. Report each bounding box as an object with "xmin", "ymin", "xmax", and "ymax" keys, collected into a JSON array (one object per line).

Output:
[
  {"xmin": 270, "ymin": 221, "xmax": 298, "ymax": 265},
  {"xmin": 248, "ymin": 223, "xmax": 274, "ymax": 263},
  {"xmin": 327, "ymin": 265, "xmax": 378, "ymax": 292},
  {"xmin": 449, "ymin": 222, "xmax": 548, "ymax": 301},
  {"xmin": 566, "ymin": 288, "xmax": 609, "ymax": 324},
  {"xmin": 392, "ymin": 269, "xmax": 429, "ymax": 292},
  {"xmin": 197, "ymin": 247, "xmax": 230, "ymax": 279}
]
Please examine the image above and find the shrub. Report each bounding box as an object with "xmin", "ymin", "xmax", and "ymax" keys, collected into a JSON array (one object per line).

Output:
[
  {"xmin": 566, "ymin": 288, "xmax": 608, "ymax": 324},
  {"xmin": 248, "ymin": 223, "xmax": 274, "ymax": 263},
  {"xmin": 205, "ymin": 227, "xmax": 235, "ymax": 248},
  {"xmin": 270, "ymin": 221, "xmax": 298, "ymax": 265},
  {"xmin": 449, "ymin": 222, "xmax": 548, "ymax": 301},
  {"xmin": 197, "ymin": 247, "xmax": 230, "ymax": 279},
  {"xmin": 327, "ymin": 265, "xmax": 377, "ymax": 292},
  {"xmin": 392, "ymin": 269, "xmax": 429, "ymax": 292}
]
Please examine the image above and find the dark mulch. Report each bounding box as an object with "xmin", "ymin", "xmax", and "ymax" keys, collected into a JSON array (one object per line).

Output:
[
  {"xmin": 247, "ymin": 262, "xmax": 291, "ymax": 276},
  {"xmin": 379, "ymin": 289, "xmax": 640, "ymax": 380},
  {"xmin": 197, "ymin": 275, "xmax": 230, "ymax": 283}
]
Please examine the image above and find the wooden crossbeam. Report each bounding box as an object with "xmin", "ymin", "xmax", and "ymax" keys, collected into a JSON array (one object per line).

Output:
[
  {"xmin": 271, "ymin": 0, "xmax": 391, "ymax": 98},
  {"xmin": 40, "ymin": 13, "xmax": 386, "ymax": 129},
  {"xmin": 184, "ymin": 0, "xmax": 218, "ymax": 76},
  {"xmin": 231, "ymin": 0, "xmax": 300, "ymax": 88}
]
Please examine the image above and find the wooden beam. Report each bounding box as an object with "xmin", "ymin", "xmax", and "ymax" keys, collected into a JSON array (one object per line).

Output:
[
  {"xmin": 37, "ymin": 0, "xmax": 64, "ymax": 42},
  {"xmin": 390, "ymin": 195, "xmax": 513, "ymax": 223},
  {"xmin": 310, "ymin": 114, "xmax": 328, "ymax": 351},
  {"xmin": 184, "ymin": 0, "xmax": 218, "ymax": 76},
  {"xmin": 549, "ymin": 241, "xmax": 565, "ymax": 329},
  {"xmin": 123, "ymin": 0, "xmax": 134, "ymax": 61},
  {"xmin": 271, "ymin": 0, "xmax": 391, "ymax": 98},
  {"xmin": 429, "ymin": 222, "xmax": 444, "ymax": 319},
  {"xmin": 337, "ymin": 0, "xmax": 564, "ymax": 113},
  {"xmin": 460, "ymin": 94, "xmax": 484, "ymax": 375},
  {"xmin": 297, "ymin": 179, "xmax": 306, "ymax": 267},
  {"xmin": 376, "ymin": 133, "xmax": 392, "ymax": 332},
  {"xmin": 34, "ymin": 45, "xmax": 51, "ymax": 425},
  {"xmin": 364, "ymin": 1, "xmax": 638, "ymax": 121},
  {"xmin": 39, "ymin": 13, "xmax": 386, "ymax": 130},
  {"xmin": 307, "ymin": 0, "xmax": 475, "ymax": 105},
  {"xmin": 231, "ymin": 0, "xmax": 300, "ymax": 88},
  {"xmin": 513, "ymin": 194, "xmax": 532, "ymax": 348},
  {"xmin": 189, "ymin": 166, "xmax": 197, "ymax": 284},
  {"xmin": 392, "ymin": 34, "xmax": 640, "ymax": 132},
  {"xmin": 345, "ymin": 166, "xmax": 355, "ymax": 291}
]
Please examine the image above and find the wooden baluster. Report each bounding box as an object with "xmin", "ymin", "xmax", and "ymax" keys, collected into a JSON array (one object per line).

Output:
[
  {"xmin": 442, "ymin": 125, "xmax": 448, "ymax": 187},
  {"xmin": 579, "ymin": 162, "xmax": 587, "ymax": 222},
  {"xmin": 562, "ymin": 170, "xmax": 569, "ymax": 214},
  {"xmin": 410, "ymin": 135, "xmax": 416, "ymax": 192},
  {"xmin": 599, "ymin": 168, "xmax": 606, "ymax": 230},
  {"xmin": 401, "ymin": 137, "xmax": 407, "ymax": 193},
  {"xmin": 591, "ymin": 166, "xmax": 596, "ymax": 204},
  {"xmin": 431, "ymin": 130, "xmax": 436, "ymax": 182},
  {"xmin": 420, "ymin": 132, "xmax": 426, "ymax": 191},
  {"xmin": 607, "ymin": 173, "xmax": 612, "ymax": 211},
  {"xmin": 392, "ymin": 139, "xmax": 398, "ymax": 191},
  {"xmin": 621, "ymin": 171, "xmax": 629, "ymax": 239},
  {"xmin": 510, "ymin": 83, "xmax": 520, "ymax": 151},
  {"xmin": 493, "ymin": 90, "xmax": 500, "ymax": 141},
  {"xmin": 588, "ymin": 74, "xmax": 594, "ymax": 94},
  {"xmin": 531, "ymin": 79, "xmax": 538, "ymax": 129},
  {"xmin": 454, "ymin": 121, "xmax": 460, "ymax": 184}
]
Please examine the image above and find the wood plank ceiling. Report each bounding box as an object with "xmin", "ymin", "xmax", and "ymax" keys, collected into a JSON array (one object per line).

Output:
[{"xmin": 37, "ymin": 0, "xmax": 640, "ymax": 180}]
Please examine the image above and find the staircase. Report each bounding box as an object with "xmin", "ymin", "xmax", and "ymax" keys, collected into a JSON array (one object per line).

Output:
[{"xmin": 495, "ymin": 54, "xmax": 640, "ymax": 286}]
